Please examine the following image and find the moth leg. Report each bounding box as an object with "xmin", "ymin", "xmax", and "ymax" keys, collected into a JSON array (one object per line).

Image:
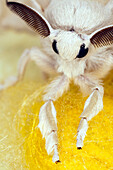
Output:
[
  {"xmin": 0, "ymin": 49, "xmax": 30, "ymax": 90},
  {"xmin": 75, "ymin": 76, "xmax": 104, "ymax": 149},
  {"xmin": 38, "ymin": 75, "xmax": 70, "ymax": 162},
  {"xmin": 77, "ymin": 87, "xmax": 103, "ymax": 149},
  {"xmin": 0, "ymin": 47, "xmax": 56, "ymax": 90},
  {"xmin": 18, "ymin": 47, "xmax": 56, "ymax": 79},
  {"xmin": 38, "ymin": 100, "xmax": 59, "ymax": 163},
  {"xmin": 30, "ymin": 47, "xmax": 56, "ymax": 75}
]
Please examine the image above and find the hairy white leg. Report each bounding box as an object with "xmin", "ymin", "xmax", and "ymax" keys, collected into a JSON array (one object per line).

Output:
[
  {"xmin": 75, "ymin": 76, "xmax": 104, "ymax": 148},
  {"xmin": 30, "ymin": 47, "xmax": 56, "ymax": 75},
  {"xmin": 38, "ymin": 75, "xmax": 70, "ymax": 162},
  {"xmin": 38, "ymin": 100, "xmax": 59, "ymax": 163},
  {"xmin": 18, "ymin": 47, "xmax": 56, "ymax": 79},
  {"xmin": 17, "ymin": 49, "xmax": 31, "ymax": 80},
  {"xmin": 0, "ymin": 49, "xmax": 30, "ymax": 90},
  {"xmin": 0, "ymin": 47, "xmax": 56, "ymax": 90}
]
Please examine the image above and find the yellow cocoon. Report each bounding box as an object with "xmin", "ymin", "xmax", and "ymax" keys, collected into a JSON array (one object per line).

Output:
[{"xmin": 0, "ymin": 72, "xmax": 113, "ymax": 170}]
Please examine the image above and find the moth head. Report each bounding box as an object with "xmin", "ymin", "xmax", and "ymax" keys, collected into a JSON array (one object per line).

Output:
[
  {"xmin": 6, "ymin": 0, "xmax": 89, "ymax": 61},
  {"xmin": 51, "ymin": 25, "xmax": 113, "ymax": 61},
  {"xmin": 6, "ymin": 1, "xmax": 113, "ymax": 61},
  {"xmin": 50, "ymin": 30, "xmax": 90, "ymax": 61}
]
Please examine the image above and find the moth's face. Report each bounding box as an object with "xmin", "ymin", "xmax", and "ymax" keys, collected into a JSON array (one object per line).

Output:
[
  {"xmin": 50, "ymin": 30, "xmax": 90, "ymax": 61},
  {"xmin": 7, "ymin": 1, "xmax": 113, "ymax": 63},
  {"xmin": 6, "ymin": 0, "xmax": 113, "ymax": 63}
]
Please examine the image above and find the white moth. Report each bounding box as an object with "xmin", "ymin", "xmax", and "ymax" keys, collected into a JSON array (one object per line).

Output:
[{"xmin": 3, "ymin": 0, "xmax": 113, "ymax": 163}]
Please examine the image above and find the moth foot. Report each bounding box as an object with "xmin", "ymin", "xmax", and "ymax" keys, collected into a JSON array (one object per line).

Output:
[
  {"xmin": 52, "ymin": 150, "xmax": 60, "ymax": 163},
  {"xmin": 77, "ymin": 147, "xmax": 82, "ymax": 150},
  {"xmin": 53, "ymin": 155, "xmax": 60, "ymax": 163},
  {"xmin": 55, "ymin": 160, "xmax": 61, "ymax": 164}
]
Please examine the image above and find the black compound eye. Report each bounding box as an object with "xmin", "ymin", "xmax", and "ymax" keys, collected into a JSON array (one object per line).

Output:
[
  {"xmin": 52, "ymin": 40, "xmax": 59, "ymax": 54},
  {"xmin": 77, "ymin": 43, "xmax": 89, "ymax": 58}
]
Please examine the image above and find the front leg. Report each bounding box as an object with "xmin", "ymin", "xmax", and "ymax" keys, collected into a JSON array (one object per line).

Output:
[
  {"xmin": 0, "ymin": 47, "xmax": 56, "ymax": 90},
  {"xmin": 38, "ymin": 75, "xmax": 70, "ymax": 163},
  {"xmin": 75, "ymin": 76, "xmax": 104, "ymax": 149}
]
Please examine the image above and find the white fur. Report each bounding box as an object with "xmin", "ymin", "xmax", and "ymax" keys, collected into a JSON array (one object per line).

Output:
[
  {"xmin": 57, "ymin": 58, "xmax": 86, "ymax": 78},
  {"xmin": 43, "ymin": 75, "xmax": 70, "ymax": 101},
  {"xmin": 45, "ymin": 0, "xmax": 112, "ymax": 30}
]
